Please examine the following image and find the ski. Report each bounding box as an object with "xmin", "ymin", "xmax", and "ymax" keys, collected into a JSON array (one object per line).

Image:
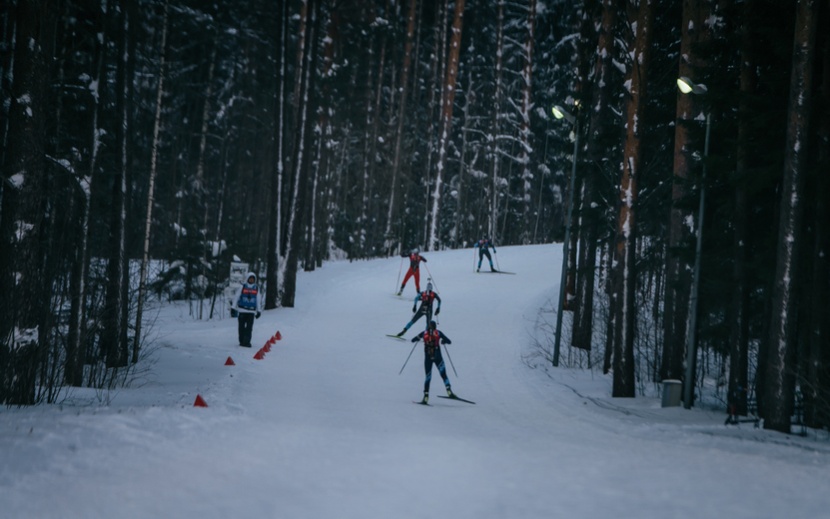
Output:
[
  {"xmin": 386, "ymin": 334, "xmax": 407, "ymax": 341},
  {"xmin": 438, "ymin": 394, "xmax": 476, "ymax": 405},
  {"xmin": 478, "ymin": 270, "xmax": 515, "ymax": 275},
  {"xmin": 413, "ymin": 400, "xmax": 431, "ymax": 406}
]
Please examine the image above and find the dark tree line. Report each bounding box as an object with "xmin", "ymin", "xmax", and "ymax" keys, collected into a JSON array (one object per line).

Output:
[
  {"xmin": 0, "ymin": 0, "xmax": 564, "ymax": 404},
  {"xmin": 556, "ymin": 0, "xmax": 829, "ymax": 435},
  {"xmin": 1, "ymin": 0, "xmax": 828, "ymax": 438}
]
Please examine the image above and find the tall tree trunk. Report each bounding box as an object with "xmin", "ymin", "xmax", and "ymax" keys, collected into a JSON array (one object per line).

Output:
[
  {"xmin": 422, "ymin": 0, "xmax": 448, "ymax": 246},
  {"xmin": 727, "ymin": 0, "xmax": 754, "ymax": 417},
  {"xmin": 306, "ymin": 9, "xmax": 339, "ymax": 270},
  {"xmin": 805, "ymin": 9, "xmax": 830, "ymax": 428},
  {"xmin": 571, "ymin": 0, "xmax": 616, "ymax": 351},
  {"xmin": 385, "ymin": 0, "xmax": 418, "ymax": 252},
  {"xmin": 518, "ymin": 0, "xmax": 537, "ymax": 245},
  {"xmin": 453, "ymin": 55, "xmax": 474, "ymax": 247},
  {"xmin": 358, "ymin": 28, "xmax": 376, "ymax": 258},
  {"xmin": 66, "ymin": 0, "xmax": 107, "ymax": 387},
  {"xmin": 265, "ymin": 0, "xmax": 289, "ymax": 310},
  {"xmin": 564, "ymin": 1, "xmax": 599, "ymax": 313},
  {"xmin": 133, "ymin": 0, "xmax": 168, "ymax": 364},
  {"xmin": 763, "ymin": 0, "xmax": 818, "ymax": 434},
  {"xmin": 611, "ymin": 0, "xmax": 653, "ymax": 398},
  {"xmin": 488, "ymin": 0, "xmax": 505, "ymax": 240},
  {"xmin": 193, "ymin": 36, "xmax": 217, "ymax": 289},
  {"xmin": 103, "ymin": 0, "xmax": 130, "ymax": 370},
  {"xmin": 661, "ymin": 0, "xmax": 706, "ymax": 382},
  {"xmin": 0, "ymin": 0, "xmax": 49, "ymax": 404},
  {"xmin": 282, "ymin": 0, "xmax": 320, "ymax": 308},
  {"xmin": 428, "ymin": 0, "xmax": 465, "ymax": 251}
]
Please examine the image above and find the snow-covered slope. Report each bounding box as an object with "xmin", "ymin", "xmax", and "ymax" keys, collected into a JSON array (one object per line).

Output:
[{"xmin": 1, "ymin": 244, "xmax": 828, "ymax": 519}]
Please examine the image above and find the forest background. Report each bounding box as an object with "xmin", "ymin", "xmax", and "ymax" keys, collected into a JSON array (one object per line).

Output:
[{"xmin": 1, "ymin": 0, "xmax": 828, "ymax": 436}]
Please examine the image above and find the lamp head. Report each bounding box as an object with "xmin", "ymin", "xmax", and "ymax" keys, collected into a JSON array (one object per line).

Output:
[
  {"xmin": 677, "ymin": 76, "xmax": 708, "ymax": 95},
  {"xmin": 551, "ymin": 105, "xmax": 575, "ymax": 124}
]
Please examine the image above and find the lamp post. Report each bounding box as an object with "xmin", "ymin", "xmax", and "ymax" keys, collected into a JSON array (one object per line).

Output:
[
  {"xmin": 677, "ymin": 77, "xmax": 711, "ymax": 409},
  {"xmin": 551, "ymin": 104, "xmax": 578, "ymax": 367}
]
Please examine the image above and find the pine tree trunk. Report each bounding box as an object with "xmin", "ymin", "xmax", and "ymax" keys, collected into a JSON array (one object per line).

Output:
[
  {"xmin": 453, "ymin": 57, "xmax": 474, "ymax": 248},
  {"xmin": 518, "ymin": 0, "xmax": 537, "ymax": 245},
  {"xmin": 428, "ymin": 0, "xmax": 465, "ymax": 251},
  {"xmin": 763, "ymin": 0, "xmax": 818, "ymax": 434},
  {"xmin": 611, "ymin": 0, "xmax": 653, "ymax": 398},
  {"xmin": 282, "ymin": 0, "xmax": 320, "ymax": 308},
  {"xmin": 0, "ymin": 0, "xmax": 50, "ymax": 404},
  {"xmin": 265, "ymin": 0, "xmax": 289, "ymax": 310},
  {"xmin": 385, "ymin": 0, "xmax": 418, "ymax": 251},
  {"xmin": 103, "ymin": 0, "xmax": 130, "ymax": 370},
  {"xmin": 488, "ymin": 0, "xmax": 505, "ymax": 240},
  {"xmin": 66, "ymin": 2, "xmax": 107, "ymax": 387},
  {"xmin": 571, "ymin": 0, "xmax": 616, "ymax": 351},
  {"xmin": 306, "ymin": 10, "xmax": 339, "ymax": 271},
  {"xmin": 805, "ymin": 16, "xmax": 830, "ymax": 428},
  {"xmin": 661, "ymin": 0, "xmax": 704, "ymax": 382},
  {"xmin": 133, "ymin": 0, "xmax": 168, "ymax": 365},
  {"xmin": 727, "ymin": 0, "xmax": 754, "ymax": 417},
  {"xmin": 423, "ymin": 0, "xmax": 448, "ymax": 246},
  {"xmin": 358, "ymin": 33, "xmax": 376, "ymax": 258}
]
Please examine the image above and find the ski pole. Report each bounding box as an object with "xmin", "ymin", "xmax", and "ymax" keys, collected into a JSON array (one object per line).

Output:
[
  {"xmin": 395, "ymin": 256, "xmax": 403, "ymax": 293},
  {"xmin": 494, "ymin": 249, "xmax": 501, "ymax": 271},
  {"xmin": 399, "ymin": 341, "xmax": 418, "ymax": 375},
  {"xmin": 473, "ymin": 248, "xmax": 477, "ymax": 272},
  {"xmin": 424, "ymin": 264, "xmax": 438, "ymax": 292},
  {"xmin": 442, "ymin": 343, "xmax": 458, "ymax": 377}
]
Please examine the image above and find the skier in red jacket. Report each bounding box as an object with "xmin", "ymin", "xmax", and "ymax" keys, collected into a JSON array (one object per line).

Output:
[
  {"xmin": 394, "ymin": 282, "xmax": 441, "ymax": 337},
  {"xmin": 398, "ymin": 247, "xmax": 427, "ymax": 295}
]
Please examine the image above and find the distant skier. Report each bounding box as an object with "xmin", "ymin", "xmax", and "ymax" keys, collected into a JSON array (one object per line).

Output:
[
  {"xmin": 474, "ymin": 236, "xmax": 497, "ymax": 272},
  {"xmin": 394, "ymin": 281, "xmax": 441, "ymax": 337},
  {"xmin": 230, "ymin": 272, "xmax": 262, "ymax": 347},
  {"xmin": 398, "ymin": 247, "xmax": 427, "ymax": 295},
  {"xmin": 411, "ymin": 320, "xmax": 453, "ymax": 404}
]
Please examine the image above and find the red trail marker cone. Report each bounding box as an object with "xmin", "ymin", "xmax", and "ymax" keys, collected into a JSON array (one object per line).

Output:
[
  {"xmin": 275, "ymin": 331, "xmax": 282, "ymax": 340},
  {"xmin": 253, "ymin": 349, "xmax": 265, "ymax": 360},
  {"xmin": 263, "ymin": 343, "xmax": 272, "ymax": 353},
  {"xmin": 193, "ymin": 394, "xmax": 208, "ymax": 407},
  {"xmin": 224, "ymin": 356, "xmax": 235, "ymax": 366}
]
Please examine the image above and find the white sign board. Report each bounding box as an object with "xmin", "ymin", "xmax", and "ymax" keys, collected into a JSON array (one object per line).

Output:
[
  {"xmin": 229, "ymin": 262, "xmax": 249, "ymax": 285},
  {"xmin": 226, "ymin": 262, "xmax": 250, "ymax": 311}
]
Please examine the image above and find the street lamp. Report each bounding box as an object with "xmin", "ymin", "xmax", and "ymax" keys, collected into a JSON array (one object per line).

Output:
[
  {"xmin": 677, "ymin": 76, "xmax": 708, "ymax": 95},
  {"xmin": 551, "ymin": 104, "xmax": 578, "ymax": 367},
  {"xmin": 678, "ymin": 77, "xmax": 711, "ymax": 409}
]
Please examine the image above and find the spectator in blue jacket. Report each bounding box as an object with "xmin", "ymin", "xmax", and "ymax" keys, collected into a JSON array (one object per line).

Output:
[{"xmin": 231, "ymin": 272, "xmax": 262, "ymax": 347}]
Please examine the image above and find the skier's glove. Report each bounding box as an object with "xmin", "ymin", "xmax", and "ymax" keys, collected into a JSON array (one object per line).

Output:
[
  {"xmin": 230, "ymin": 309, "xmax": 238, "ymax": 318},
  {"xmin": 412, "ymin": 306, "xmax": 417, "ymax": 313},
  {"xmin": 255, "ymin": 311, "xmax": 261, "ymax": 319},
  {"xmin": 435, "ymin": 308, "xmax": 440, "ymax": 315},
  {"xmin": 411, "ymin": 337, "xmax": 420, "ymax": 343}
]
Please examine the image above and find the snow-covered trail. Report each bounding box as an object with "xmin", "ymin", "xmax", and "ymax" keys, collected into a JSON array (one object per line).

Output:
[{"xmin": 1, "ymin": 245, "xmax": 829, "ymax": 519}]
